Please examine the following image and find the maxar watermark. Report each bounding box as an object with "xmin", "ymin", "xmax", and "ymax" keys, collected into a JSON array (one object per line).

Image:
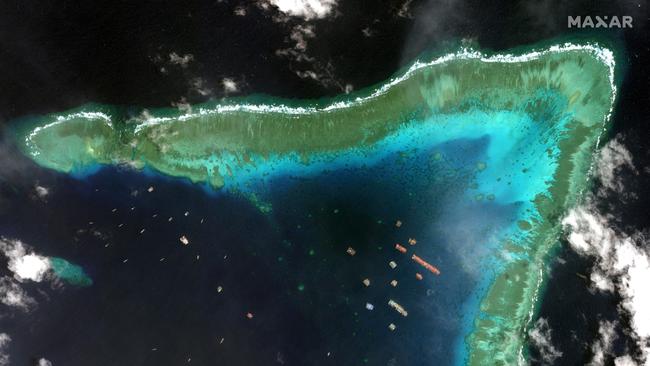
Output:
[{"xmin": 568, "ymin": 16, "xmax": 633, "ymax": 28}]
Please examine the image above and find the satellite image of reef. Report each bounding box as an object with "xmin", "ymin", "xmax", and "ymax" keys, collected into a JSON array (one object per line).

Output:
[{"xmin": 0, "ymin": 1, "xmax": 648, "ymax": 365}]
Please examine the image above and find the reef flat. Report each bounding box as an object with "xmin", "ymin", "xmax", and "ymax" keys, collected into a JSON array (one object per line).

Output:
[
  {"xmin": 49, "ymin": 257, "xmax": 93, "ymax": 287},
  {"xmin": 12, "ymin": 42, "xmax": 617, "ymax": 364}
]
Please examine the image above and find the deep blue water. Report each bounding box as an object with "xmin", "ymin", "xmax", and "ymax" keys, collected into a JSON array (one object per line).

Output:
[{"xmin": 0, "ymin": 132, "xmax": 521, "ymax": 365}]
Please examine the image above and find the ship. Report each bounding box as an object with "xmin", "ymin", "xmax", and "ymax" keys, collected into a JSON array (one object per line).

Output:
[
  {"xmin": 388, "ymin": 299, "xmax": 408, "ymax": 317},
  {"xmin": 411, "ymin": 254, "xmax": 441, "ymax": 275}
]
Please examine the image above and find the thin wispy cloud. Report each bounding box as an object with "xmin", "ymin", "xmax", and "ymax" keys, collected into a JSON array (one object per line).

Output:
[
  {"xmin": 396, "ymin": 0, "xmax": 414, "ymax": 18},
  {"xmin": 275, "ymin": 24, "xmax": 349, "ymax": 92},
  {"xmin": 596, "ymin": 137, "xmax": 638, "ymax": 198},
  {"xmin": 528, "ymin": 317, "xmax": 563, "ymax": 365},
  {"xmin": 0, "ymin": 333, "xmax": 10, "ymax": 366},
  {"xmin": 233, "ymin": 6, "xmax": 247, "ymax": 16},
  {"xmin": 168, "ymin": 52, "xmax": 194, "ymax": 68},
  {"xmin": 172, "ymin": 97, "xmax": 192, "ymax": 114},
  {"xmin": 589, "ymin": 320, "xmax": 618, "ymax": 366},
  {"xmin": 189, "ymin": 77, "xmax": 213, "ymax": 97},
  {"xmin": 0, "ymin": 276, "xmax": 37, "ymax": 311}
]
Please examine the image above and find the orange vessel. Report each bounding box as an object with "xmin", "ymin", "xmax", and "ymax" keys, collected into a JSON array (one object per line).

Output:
[
  {"xmin": 395, "ymin": 244, "xmax": 407, "ymax": 253},
  {"xmin": 411, "ymin": 254, "xmax": 441, "ymax": 275}
]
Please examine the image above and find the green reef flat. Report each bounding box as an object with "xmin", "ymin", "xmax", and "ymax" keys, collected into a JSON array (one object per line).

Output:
[
  {"xmin": 12, "ymin": 41, "xmax": 618, "ymax": 364},
  {"xmin": 49, "ymin": 257, "xmax": 93, "ymax": 287}
]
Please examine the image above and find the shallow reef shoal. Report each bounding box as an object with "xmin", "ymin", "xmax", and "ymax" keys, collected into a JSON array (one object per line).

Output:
[{"xmin": 12, "ymin": 41, "xmax": 618, "ymax": 364}]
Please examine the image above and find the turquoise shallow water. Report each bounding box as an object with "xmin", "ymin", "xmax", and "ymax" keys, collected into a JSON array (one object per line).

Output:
[
  {"xmin": 37, "ymin": 87, "xmax": 574, "ymax": 363},
  {"xmin": 179, "ymin": 89, "xmax": 572, "ymax": 364},
  {"xmin": 49, "ymin": 257, "xmax": 93, "ymax": 287}
]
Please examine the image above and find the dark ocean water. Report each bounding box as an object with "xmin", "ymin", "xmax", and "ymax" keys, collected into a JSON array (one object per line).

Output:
[
  {"xmin": 0, "ymin": 136, "xmax": 497, "ymax": 365},
  {"xmin": 0, "ymin": 0, "xmax": 648, "ymax": 365}
]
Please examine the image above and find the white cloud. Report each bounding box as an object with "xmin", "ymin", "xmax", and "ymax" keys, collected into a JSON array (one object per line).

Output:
[
  {"xmin": 221, "ymin": 78, "xmax": 239, "ymax": 93},
  {"xmin": 38, "ymin": 358, "xmax": 53, "ymax": 366},
  {"xmin": 0, "ymin": 238, "xmax": 60, "ymax": 312},
  {"xmin": 34, "ymin": 185, "xmax": 49, "ymax": 198},
  {"xmin": 615, "ymin": 355, "xmax": 640, "ymax": 366},
  {"xmin": 528, "ymin": 317, "xmax": 563, "ymax": 364},
  {"xmin": 589, "ymin": 320, "xmax": 617, "ymax": 366},
  {"xmin": 0, "ymin": 276, "xmax": 37, "ymax": 311},
  {"xmin": 590, "ymin": 269, "xmax": 615, "ymax": 292},
  {"xmin": 168, "ymin": 52, "xmax": 194, "ymax": 68},
  {"xmin": 11, "ymin": 253, "xmax": 50, "ymax": 282},
  {"xmin": 266, "ymin": 0, "xmax": 337, "ymax": 20},
  {"xmin": 562, "ymin": 137, "xmax": 650, "ymax": 365},
  {"xmin": 0, "ymin": 333, "xmax": 10, "ymax": 366},
  {"xmin": 563, "ymin": 208, "xmax": 650, "ymax": 365},
  {"xmin": 563, "ymin": 214, "xmax": 650, "ymax": 336},
  {"xmin": 0, "ymin": 238, "xmax": 51, "ymax": 282}
]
